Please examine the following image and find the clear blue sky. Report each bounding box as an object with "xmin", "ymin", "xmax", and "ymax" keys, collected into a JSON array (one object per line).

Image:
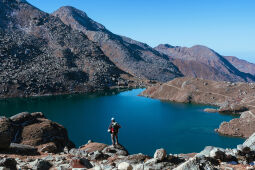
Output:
[{"xmin": 27, "ymin": 0, "xmax": 255, "ymax": 63}]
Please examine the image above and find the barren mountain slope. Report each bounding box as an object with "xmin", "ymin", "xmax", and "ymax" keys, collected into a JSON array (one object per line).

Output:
[
  {"xmin": 0, "ymin": 0, "xmax": 137, "ymax": 98},
  {"xmin": 155, "ymin": 44, "xmax": 255, "ymax": 82},
  {"xmin": 53, "ymin": 6, "xmax": 183, "ymax": 82}
]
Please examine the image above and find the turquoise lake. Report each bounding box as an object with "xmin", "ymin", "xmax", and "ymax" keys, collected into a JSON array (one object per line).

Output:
[{"xmin": 0, "ymin": 89, "xmax": 244, "ymax": 156}]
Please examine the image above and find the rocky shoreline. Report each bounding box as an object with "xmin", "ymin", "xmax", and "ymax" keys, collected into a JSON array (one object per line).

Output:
[
  {"xmin": 1, "ymin": 112, "xmax": 255, "ymax": 169},
  {"xmin": 141, "ymin": 77, "xmax": 255, "ymax": 138}
]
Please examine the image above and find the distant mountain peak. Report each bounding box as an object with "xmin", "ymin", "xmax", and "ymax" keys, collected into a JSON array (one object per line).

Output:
[
  {"xmin": 55, "ymin": 6, "xmax": 89, "ymax": 18},
  {"xmin": 53, "ymin": 6, "xmax": 106, "ymax": 31},
  {"xmin": 156, "ymin": 44, "xmax": 175, "ymax": 49},
  {"xmin": 155, "ymin": 44, "xmax": 255, "ymax": 82}
]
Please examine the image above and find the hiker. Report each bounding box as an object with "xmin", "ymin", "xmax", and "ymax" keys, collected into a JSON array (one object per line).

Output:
[{"xmin": 108, "ymin": 117, "xmax": 121, "ymax": 146}]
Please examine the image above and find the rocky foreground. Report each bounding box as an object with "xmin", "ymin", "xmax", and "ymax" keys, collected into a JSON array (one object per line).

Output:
[
  {"xmin": 1, "ymin": 112, "xmax": 255, "ymax": 170},
  {"xmin": 141, "ymin": 77, "xmax": 255, "ymax": 138}
]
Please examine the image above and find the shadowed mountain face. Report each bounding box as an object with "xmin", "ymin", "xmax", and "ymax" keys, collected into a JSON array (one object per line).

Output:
[
  {"xmin": 155, "ymin": 44, "xmax": 255, "ymax": 82},
  {"xmin": 224, "ymin": 56, "xmax": 255, "ymax": 76},
  {"xmin": 52, "ymin": 6, "xmax": 183, "ymax": 82},
  {"xmin": 0, "ymin": 0, "xmax": 134, "ymax": 98}
]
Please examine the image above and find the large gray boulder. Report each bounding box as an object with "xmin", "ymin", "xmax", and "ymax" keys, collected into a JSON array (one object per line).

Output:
[
  {"xmin": 153, "ymin": 148, "xmax": 166, "ymax": 161},
  {"xmin": 118, "ymin": 162, "xmax": 133, "ymax": 170},
  {"xmin": 102, "ymin": 144, "xmax": 128, "ymax": 157},
  {"xmin": 174, "ymin": 157, "xmax": 217, "ymax": 170},
  {"xmin": 173, "ymin": 158, "xmax": 200, "ymax": 170},
  {"xmin": 196, "ymin": 146, "xmax": 216, "ymax": 158},
  {"xmin": 196, "ymin": 146, "xmax": 226, "ymax": 160},
  {"xmin": 243, "ymin": 132, "xmax": 255, "ymax": 151}
]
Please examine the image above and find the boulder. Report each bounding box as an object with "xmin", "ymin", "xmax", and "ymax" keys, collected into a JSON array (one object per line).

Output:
[
  {"xmin": 0, "ymin": 158, "xmax": 17, "ymax": 170},
  {"xmin": 0, "ymin": 117, "xmax": 12, "ymax": 150},
  {"xmin": 0, "ymin": 112, "xmax": 74, "ymax": 153},
  {"xmin": 9, "ymin": 143, "xmax": 39, "ymax": 155},
  {"xmin": 56, "ymin": 164, "xmax": 71, "ymax": 170},
  {"xmin": 118, "ymin": 162, "xmax": 133, "ymax": 170},
  {"xmin": 80, "ymin": 142, "xmax": 108, "ymax": 153},
  {"xmin": 144, "ymin": 158, "xmax": 157, "ymax": 166},
  {"xmin": 9, "ymin": 112, "xmax": 75, "ymax": 153},
  {"xmin": 10, "ymin": 112, "xmax": 33, "ymax": 124},
  {"xmin": 69, "ymin": 148, "xmax": 88, "ymax": 157},
  {"xmin": 243, "ymin": 132, "xmax": 255, "ymax": 151},
  {"xmin": 35, "ymin": 160, "xmax": 52, "ymax": 170},
  {"xmin": 153, "ymin": 148, "xmax": 166, "ymax": 161},
  {"xmin": 88, "ymin": 150, "xmax": 107, "ymax": 160},
  {"xmin": 38, "ymin": 142, "xmax": 58, "ymax": 153},
  {"xmin": 196, "ymin": 146, "xmax": 215, "ymax": 158},
  {"xmin": 173, "ymin": 158, "xmax": 200, "ymax": 170},
  {"xmin": 174, "ymin": 157, "xmax": 218, "ymax": 170},
  {"xmin": 71, "ymin": 158, "xmax": 92, "ymax": 169},
  {"xmin": 209, "ymin": 148, "xmax": 226, "ymax": 161},
  {"xmin": 102, "ymin": 144, "xmax": 128, "ymax": 157}
]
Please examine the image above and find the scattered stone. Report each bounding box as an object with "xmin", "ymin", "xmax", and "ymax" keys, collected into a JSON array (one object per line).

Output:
[
  {"xmin": 102, "ymin": 144, "xmax": 128, "ymax": 157},
  {"xmin": 38, "ymin": 142, "xmax": 58, "ymax": 153},
  {"xmin": 35, "ymin": 160, "xmax": 52, "ymax": 170},
  {"xmin": 88, "ymin": 150, "xmax": 106, "ymax": 160},
  {"xmin": 71, "ymin": 158, "xmax": 92, "ymax": 169},
  {"xmin": 153, "ymin": 148, "xmax": 166, "ymax": 161},
  {"xmin": 209, "ymin": 148, "xmax": 226, "ymax": 161},
  {"xmin": 196, "ymin": 146, "xmax": 215, "ymax": 158},
  {"xmin": 118, "ymin": 162, "xmax": 133, "ymax": 170},
  {"xmin": 0, "ymin": 158, "xmax": 17, "ymax": 170},
  {"xmin": 56, "ymin": 164, "xmax": 71, "ymax": 170},
  {"xmin": 173, "ymin": 157, "xmax": 200, "ymax": 170}
]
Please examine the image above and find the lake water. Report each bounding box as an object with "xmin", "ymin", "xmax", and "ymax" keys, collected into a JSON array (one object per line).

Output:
[{"xmin": 0, "ymin": 89, "xmax": 244, "ymax": 156}]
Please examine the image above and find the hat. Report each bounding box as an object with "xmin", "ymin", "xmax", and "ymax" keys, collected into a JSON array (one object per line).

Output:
[{"xmin": 111, "ymin": 117, "xmax": 115, "ymax": 121}]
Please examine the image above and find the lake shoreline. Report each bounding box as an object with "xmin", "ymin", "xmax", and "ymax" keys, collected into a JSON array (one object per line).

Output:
[{"xmin": 141, "ymin": 77, "xmax": 255, "ymax": 139}]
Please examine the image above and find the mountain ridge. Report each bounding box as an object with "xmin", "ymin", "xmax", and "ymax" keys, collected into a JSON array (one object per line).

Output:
[
  {"xmin": 52, "ymin": 6, "xmax": 183, "ymax": 82},
  {"xmin": 155, "ymin": 44, "xmax": 255, "ymax": 82},
  {"xmin": 0, "ymin": 0, "xmax": 141, "ymax": 98}
]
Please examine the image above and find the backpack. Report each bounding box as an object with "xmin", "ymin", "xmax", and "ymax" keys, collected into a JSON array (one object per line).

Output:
[{"xmin": 111, "ymin": 122, "xmax": 120, "ymax": 133}]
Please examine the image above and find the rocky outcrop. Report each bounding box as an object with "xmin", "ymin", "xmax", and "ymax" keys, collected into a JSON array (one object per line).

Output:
[
  {"xmin": 224, "ymin": 56, "xmax": 255, "ymax": 76},
  {"xmin": 141, "ymin": 77, "xmax": 255, "ymax": 112},
  {"xmin": 141, "ymin": 77, "xmax": 255, "ymax": 138},
  {"xmin": 0, "ymin": 0, "xmax": 144, "ymax": 98},
  {"xmin": 52, "ymin": 6, "xmax": 182, "ymax": 82},
  {"xmin": 216, "ymin": 110, "xmax": 255, "ymax": 138},
  {"xmin": 155, "ymin": 44, "xmax": 255, "ymax": 82},
  {"xmin": 0, "ymin": 112, "xmax": 74, "ymax": 153}
]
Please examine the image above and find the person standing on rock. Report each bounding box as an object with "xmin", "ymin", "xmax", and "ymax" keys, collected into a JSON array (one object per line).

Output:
[{"xmin": 108, "ymin": 118, "xmax": 121, "ymax": 147}]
